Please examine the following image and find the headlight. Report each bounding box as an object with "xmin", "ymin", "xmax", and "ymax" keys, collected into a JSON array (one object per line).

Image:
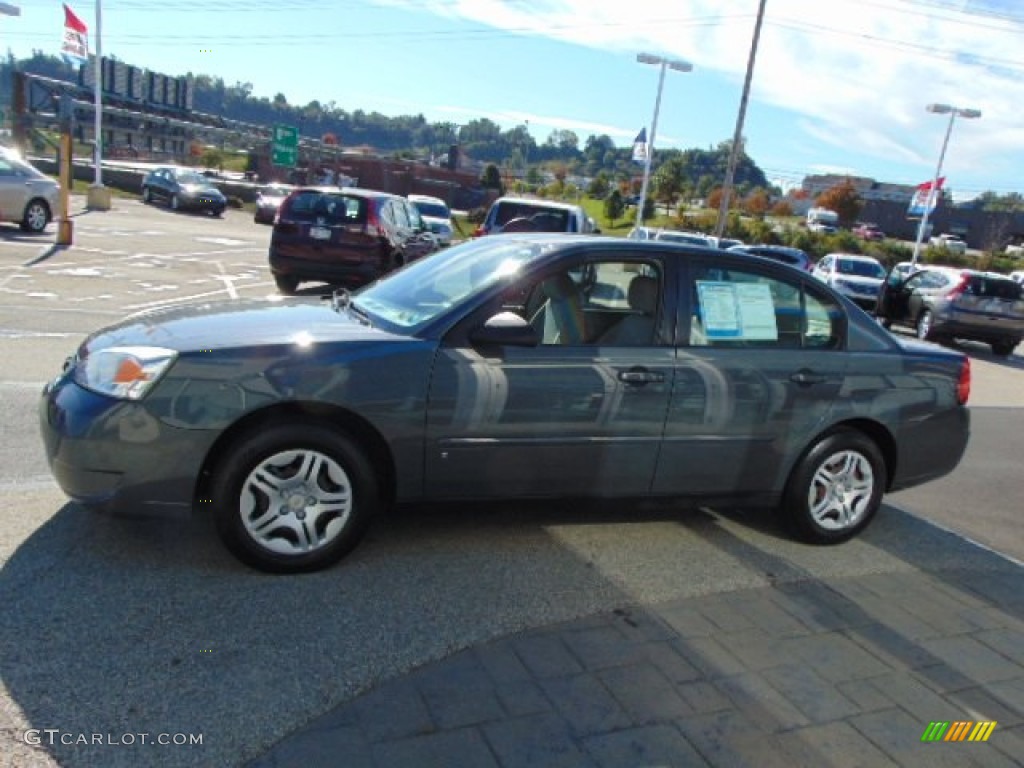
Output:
[{"xmin": 74, "ymin": 346, "xmax": 177, "ymax": 400}]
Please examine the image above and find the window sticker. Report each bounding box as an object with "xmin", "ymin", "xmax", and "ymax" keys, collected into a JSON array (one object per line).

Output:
[{"xmin": 697, "ymin": 281, "xmax": 779, "ymax": 341}]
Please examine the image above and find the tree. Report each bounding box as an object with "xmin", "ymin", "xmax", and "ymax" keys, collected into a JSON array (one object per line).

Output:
[
  {"xmin": 816, "ymin": 180, "xmax": 863, "ymax": 225},
  {"xmin": 604, "ymin": 189, "xmax": 625, "ymax": 228},
  {"xmin": 742, "ymin": 188, "xmax": 771, "ymax": 218},
  {"xmin": 588, "ymin": 172, "xmax": 611, "ymax": 199},
  {"xmin": 480, "ymin": 163, "xmax": 504, "ymax": 194}
]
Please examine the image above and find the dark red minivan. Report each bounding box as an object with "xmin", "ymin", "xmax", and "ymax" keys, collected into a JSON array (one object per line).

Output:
[{"xmin": 269, "ymin": 187, "xmax": 439, "ymax": 293}]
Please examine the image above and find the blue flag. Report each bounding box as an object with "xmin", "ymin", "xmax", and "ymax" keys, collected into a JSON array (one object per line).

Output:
[{"xmin": 632, "ymin": 128, "xmax": 648, "ymax": 164}]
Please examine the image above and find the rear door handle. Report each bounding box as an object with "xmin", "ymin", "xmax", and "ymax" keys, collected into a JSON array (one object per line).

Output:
[
  {"xmin": 618, "ymin": 368, "xmax": 665, "ymax": 385},
  {"xmin": 790, "ymin": 369, "xmax": 826, "ymax": 386}
]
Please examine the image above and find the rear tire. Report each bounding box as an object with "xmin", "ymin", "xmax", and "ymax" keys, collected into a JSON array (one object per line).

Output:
[
  {"xmin": 991, "ymin": 340, "xmax": 1017, "ymax": 357},
  {"xmin": 916, "ymin": 309, "xmax": 935, "ymax": 341},
  {"xmin": 781, "ymin": 429, "xmax": 885, "ymax": 544},
  {"xmin": 210, "ymin": 424, "xmax": 380, "ymax": 573},
  {"xmin": 274, "ymin": 274, "xmax": 299, "ymax": 294}
]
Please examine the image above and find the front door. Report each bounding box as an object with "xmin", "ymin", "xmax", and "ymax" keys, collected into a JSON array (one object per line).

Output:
[{"xmin": 424, "ymin": 254, "xmax": 676, "ymax": 499}]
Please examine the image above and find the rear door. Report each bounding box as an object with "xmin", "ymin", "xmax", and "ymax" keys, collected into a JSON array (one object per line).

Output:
[{"xmin": 654, "ymin": 258, "xmax": 848, "ymax": 496}]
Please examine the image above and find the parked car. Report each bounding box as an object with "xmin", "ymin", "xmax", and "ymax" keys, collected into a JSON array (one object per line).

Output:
[
  {"xmin": 268, "ymin": 186, "xmax": 439, "ymax": 293},
  {"xmin": 40, "ymin": 235, "xmax": 971, "ymax": 573},
  {"xmin": 729, "ymin": 244, "xmax": 814, "ymax": 272},
  {"xmin": 253, "ymin": 183, "xmax": 293, "ymax": 224},
  {"xmin": 0, "ymin": 145, "xmax": 60, "ymax": 233},
  {"xmin": 1009, "ymin": 270, "xmax": 1024, "ymax": 285},
  {"xmin": 853, "ymin": 223, "xmax": 885, "ymax": 241},
  {"xmin": 875, "ymin": 266, "xmax": 1024, "ymax": 356},
  {"xmin": 141, "ymin": 167, "xmax": 227, "ymax": 216},
  {"xmin": 408, "ymin": 193, "xmax": 454, "ymax": 246},
  {"xmin": 627, "ymin": 227, "xmax": 714, "ymax": 247},
  {"xmin": 929, "ymin": 233, "xmax": 967, "ymax": 254},
  {"xmin": 812, "ymin": 253, "xmax": 887, "ymax": 311},
  {"xmin": 474, "ymin": 196, "xmax": 594, "ymax": 236}
]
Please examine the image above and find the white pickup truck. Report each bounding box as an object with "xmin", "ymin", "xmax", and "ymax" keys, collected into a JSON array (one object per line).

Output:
[{"xmin": 929, "ymin": 233, "xmax": 967, "ymax": 254}]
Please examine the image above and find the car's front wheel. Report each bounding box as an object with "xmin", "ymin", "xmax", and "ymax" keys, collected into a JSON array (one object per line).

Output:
[
  {"xmin": 142, "ymin": 186, "xmax": 152, "ymax": 204},
  {"xmin": 991, "ymin": 340, "xmax": 1018, "ymax": 357},
  {"xmin": 781, "ymin": 429, "xmax": 885, "ymax": 544},
  {"xmin": 20, "ymin": 199, "xmax": 51, "ymax": 233},
  {"xmin": 210, "ymin": 424, "xmax": 380, "ymax": 573},
  {"xmin": 171, "ymin": 194, "xmax": 181, "ymax": 211}
]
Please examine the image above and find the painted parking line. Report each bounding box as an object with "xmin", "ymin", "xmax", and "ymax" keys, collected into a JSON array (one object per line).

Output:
[
  {"xmin": 213, "ymin": 261, "xmax": 239, "ymax": 300},
  {"xmin": 122, "ymin": 280, "xmax": 275, "ymax": 311}
]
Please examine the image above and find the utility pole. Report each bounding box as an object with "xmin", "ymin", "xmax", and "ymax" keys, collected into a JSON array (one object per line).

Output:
[{"xmin": 714, "ymin": 0, "xmax": 767, "ymax": 238}]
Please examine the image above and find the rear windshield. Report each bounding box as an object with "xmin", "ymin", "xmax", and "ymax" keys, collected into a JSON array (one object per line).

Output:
[
  {"xmin": 493, "ymin": 202, "xmax": 575, "ymax": 232},
  {"xmin": 412, "ymin": 201, "xmax": 450, "ymax": 219},
  {"xmin": 284, "ymin": 191, "xmax": 368, "ymax": 224}
]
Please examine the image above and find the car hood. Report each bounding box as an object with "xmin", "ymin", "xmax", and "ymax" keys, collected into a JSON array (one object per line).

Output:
[
  {"xmin": 79, "ymin": 298, "xmax": 411, "ymax": 355},
  {"xmin": 835, "ymin": 275, "xmax": 884, "ymax": 287}
]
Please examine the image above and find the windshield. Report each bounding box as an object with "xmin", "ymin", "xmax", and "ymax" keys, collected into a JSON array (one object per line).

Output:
[
  {"xmin": 838, "ymin": 258, "xmax": 886, "ymax": 279},
  {"xmin": 353, "ymin": 237, "xmax": 551, "ymax": 333},
  {"xmin": 175, "ymin": 171, "xmax": 207, "ymax": 185},
  {"xmin": 413, "ymin": 201, "xmax": 450, "ymax": 219},
  {"xmin": 260, "ymin": 185, "xmax": 291, "ymax": 198}
]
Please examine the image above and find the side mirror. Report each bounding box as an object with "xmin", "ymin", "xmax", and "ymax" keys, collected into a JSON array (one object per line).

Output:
[{"xmin": 469, "ymin": 312, "xmax": 539, "ymax": 347}]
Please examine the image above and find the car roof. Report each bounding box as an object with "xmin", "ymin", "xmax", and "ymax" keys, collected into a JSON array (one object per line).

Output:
[
  {"xmin": 491, "ymin": 196, "xmax": 584, "ymax": 212},
  {"xmin": 292, "ymin": 186, "xmax": 400, "ymax": 200},
  {"xmin": 408, "ymin": 194, "xmax": 446, "ymax": 205},
  {"xmin": 827, "ymin": 252, "xmax": 882, "ymax": 263}
]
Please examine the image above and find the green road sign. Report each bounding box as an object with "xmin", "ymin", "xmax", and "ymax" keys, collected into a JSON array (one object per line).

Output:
[{"xmin": 272, "ymin": 124, "xmax": 298, "ymax": 167}]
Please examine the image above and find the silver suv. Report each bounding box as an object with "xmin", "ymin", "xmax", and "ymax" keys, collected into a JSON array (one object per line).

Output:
[
  {"xmin": 475, "ymin": 197, "xmax": 595, "ymax": 236},
  {"xmin": 876, "ymin": 266, "xmax": 1024, "ymax": 357}
]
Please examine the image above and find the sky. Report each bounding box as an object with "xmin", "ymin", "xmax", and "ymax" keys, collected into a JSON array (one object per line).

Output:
[{"xmin": 2, "ymin": 0, "xmax": 1023, "ymax": 199}]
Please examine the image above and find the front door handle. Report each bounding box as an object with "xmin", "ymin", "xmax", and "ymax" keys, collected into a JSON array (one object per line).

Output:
[
  {"xmin": 618, "ymin": 368, "xmax": 665, "ymax": 385},
  {"xmin": 790, "ymin": 369, "xmax": 826, "ymax": 386}
]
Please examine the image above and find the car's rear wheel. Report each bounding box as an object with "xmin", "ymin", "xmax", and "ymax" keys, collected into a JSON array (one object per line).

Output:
[
  {"xmin": 991, "ymin": 340, "xmax": 1017, "ymax": 357},
  {"xmin": 916, "ymin": 309, "xmax": 935, "ymax": 341},
  {"xmin": 20, "ymin": 199, "xmax": 51, "ymax": 233},
  {"xmin": 781, "ymin": 429, "xmax": 885, "ymax": 544},
  {"xmin": 274, "ymin": 274, "xmax": 299, "ymax": 294},
  {"xmin": 210, "ymin": 424, "xmax": 380, "ymax": 573}
]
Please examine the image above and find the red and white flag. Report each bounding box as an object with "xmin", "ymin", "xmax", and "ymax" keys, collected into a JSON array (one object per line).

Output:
[
  {"xmin": 907, "ymin": 177, "xmax": 945, "ymax": 216},
  {"xmin": 61, "ymin": 4, "xmax": 89, "ymax": 67}
]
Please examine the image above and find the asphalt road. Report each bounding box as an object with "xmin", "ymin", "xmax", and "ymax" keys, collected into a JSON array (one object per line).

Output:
[{"xmin": 0, "ymin": 198, "xmax": 1021, "ymax": 767}]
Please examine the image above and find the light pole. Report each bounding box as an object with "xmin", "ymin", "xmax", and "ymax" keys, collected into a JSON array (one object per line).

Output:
[
  {"xmin": 635, "ymin": 52, "xmax": 692, "ymax": 228},
  {"xmin": 910, "ymin": 103, "xmax": 981, "ymax": 264}
]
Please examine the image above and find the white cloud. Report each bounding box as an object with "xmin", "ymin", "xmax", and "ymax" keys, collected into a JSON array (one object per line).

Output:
[{"xmin": 378, "ymin": 0, "xmax": 1024, "ymax": 190}]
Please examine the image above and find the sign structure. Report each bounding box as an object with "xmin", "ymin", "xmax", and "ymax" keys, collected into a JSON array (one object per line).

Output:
[{"xmin": 272, "ymin": 124, "xmax": 298, "ymax": 168}]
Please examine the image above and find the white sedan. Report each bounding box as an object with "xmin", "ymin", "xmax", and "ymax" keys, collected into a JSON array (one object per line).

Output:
[
  {"xmin": 0, "ymin": 146, "xmax": 60, "ymax": 233},
  {"xmin": 930, "ymin": 233, "xmax": 967, "ymax": 254}
]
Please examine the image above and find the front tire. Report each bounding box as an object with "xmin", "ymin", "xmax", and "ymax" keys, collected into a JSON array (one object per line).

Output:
[
  {"xmin": 20, "ymin": 199, "xmax": 50, "ymax": 233},
  {"xmin": 781, "ymin": 429, "xmax": 885, "ymax": 544},
  {"xmin": 171, "ymin": 194, "xmax": 181, "ymax": 211},
  {"xmin": 210, "ymin": 424, "xmax": 380, "ymax": 573},
  {"xmin": 142, "ymin": 186, "xmax": 152, "ymax": 204}
]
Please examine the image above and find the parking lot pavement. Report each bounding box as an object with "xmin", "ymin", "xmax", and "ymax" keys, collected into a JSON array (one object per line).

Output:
[
  {"xmin": 2, "ymin": 205, "xmax": 1023, "ymax": 767},
  {"xmin": 251, "ymin": 520, "xmax": 1024, "ymax": 768}
]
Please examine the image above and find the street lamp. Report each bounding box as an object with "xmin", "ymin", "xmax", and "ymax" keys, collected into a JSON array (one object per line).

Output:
[
  {"xmin": 910, "ymin": 103, "xmax": 982, "ymax": 264},
  {"xmin": 635, "ymin": 52, "xmax": 692, "ymax": 228}
]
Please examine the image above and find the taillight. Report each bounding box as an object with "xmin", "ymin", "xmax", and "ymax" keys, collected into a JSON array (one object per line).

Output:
[
  {"xmin": 957, "ymin": 357, "xmax": 971, "ymax": 405},
  {"xmin": 367, "ymin": 208, "xmax": 386, "ymax": 238},
  {"xmin": 947, "ymin": 274, "xmax": 971, "ymax": 300},
  {"xmin": 473, "ymin": 225, "xmax": 487, "ymax": 237}
]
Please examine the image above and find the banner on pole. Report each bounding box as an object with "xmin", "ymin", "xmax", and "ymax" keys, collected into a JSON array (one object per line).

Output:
[
  {"xmin": 61, "ymin": 4, "xmax": 89, "ymax": 68},
  {"xmin": 907, "ymin": 177, "xmax": 945, "ymax": 217},
  {"xmin": 632, "ymin": 128, "xmax": 648, "ymax": 165}
]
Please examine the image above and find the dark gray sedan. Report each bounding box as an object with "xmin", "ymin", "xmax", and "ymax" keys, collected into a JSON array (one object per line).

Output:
[{"xmin": 39, "ymin": 236, "xmax": 971, "ymax": 573}]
